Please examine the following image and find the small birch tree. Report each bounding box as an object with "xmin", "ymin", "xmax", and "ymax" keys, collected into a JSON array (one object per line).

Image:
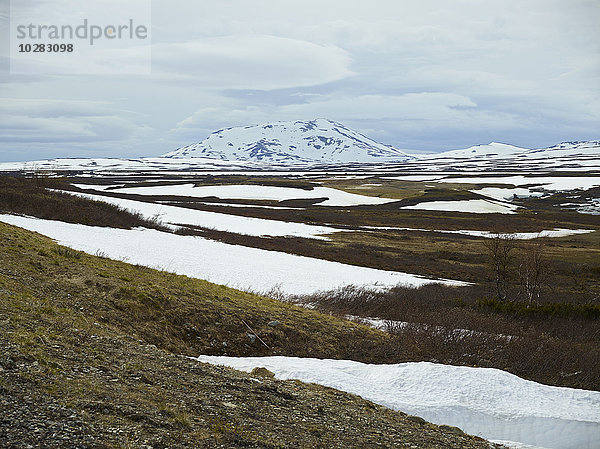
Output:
[{"xmin": 518, "ymin": 238, "xmax": 549, "ymax": 305}]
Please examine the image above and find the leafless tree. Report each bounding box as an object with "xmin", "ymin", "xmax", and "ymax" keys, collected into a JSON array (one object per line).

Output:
[
  {"xmin": 518, "ymin": 238, "xmax": 549, "ymax": 305},
  {"xmin": 484, "ymin": 233, "xmax": 518, "ymax": 301}
]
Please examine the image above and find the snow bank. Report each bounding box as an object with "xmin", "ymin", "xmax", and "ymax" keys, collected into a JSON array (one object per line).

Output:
[
  {"xmin": 438, "ymin": 176, "xmax": 600, "ymax": 192},
  {"xmin": 0, "ymin": 215, "xmax": 465, "ymax": 294},
  {"xmin": 196, "ymin": 356, "xmax": 600, "ymax": 449},
  {"xmin": 382, "ymin": 175, "xmax": 445, "ymax": 181},
  {"xmin": 470, "ymin": 187, "xmax": 541, "ymax": 201},
  {"xmin": 457, "ymin": 228, "xmax": 595, "ymax": 239},
  {"xmin": 402, "ymin": 199, "xmax": 519, "ymax": 214}
]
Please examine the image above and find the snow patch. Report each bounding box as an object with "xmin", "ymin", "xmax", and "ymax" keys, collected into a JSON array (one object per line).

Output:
[
  {"xmin": 402, "ymin": 199, "xmax": 520, "ymax": 214},
  {"xmin": 94, "ymin": 183, "xmax": 397, "ymax": 207},
  {"xmin": 362, "ymin": 226, "xmax": 596, "ymax": 239},
  {"xmin": 438, "ymin": 176, "xmax": 600, "ymax": 192},
  {"xmin": 57, "ymin": 190, "xmax": 339, "ymax": 239},
  {"xmin": 195, "ymin": 356, "xmax": 600, "ymax": 449},
  {"xmin": 0, "ymin": 215, "xmax": 466, "ymax": 295}
]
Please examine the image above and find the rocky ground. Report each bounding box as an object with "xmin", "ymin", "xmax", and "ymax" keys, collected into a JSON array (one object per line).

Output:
[{"xmin": 0, "ymin": 324, "xmax": 502, "ymax": 448}]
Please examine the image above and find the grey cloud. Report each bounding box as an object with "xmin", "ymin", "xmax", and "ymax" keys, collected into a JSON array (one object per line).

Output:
[{"xmin": 0, "ymin": 99, "xmax": 146, "ymax": 146}]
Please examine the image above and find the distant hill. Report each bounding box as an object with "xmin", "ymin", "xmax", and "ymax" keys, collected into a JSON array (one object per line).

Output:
[
  {"xmin": 421, "ymin": 142, "xmax": 530, "ymax": 159},
  {"xmin": 423, "ymin": 140, "xmax": 600, "ymax": 160},
  {"xmin": 0, "ymin": 129, "xmax": 597, "ymax": 172}
]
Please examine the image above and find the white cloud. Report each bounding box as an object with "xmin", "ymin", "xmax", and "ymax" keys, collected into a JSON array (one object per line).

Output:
[
  {"xmin": 282, "ymin": 93, "xmax": 478, "ymax": 121},
  {"xmin": 148, "ymin": 35, "xmax": 353, "ymax": 89}
]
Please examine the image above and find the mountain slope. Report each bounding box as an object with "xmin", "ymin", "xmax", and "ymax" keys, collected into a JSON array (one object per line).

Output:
[
  {"xmin": 0, "ymin": 138, "xmax": 597, "ymax": 174},
  {"xmin": 164, "ymin": 119, "xmax": 415, "ymax": 163},
  {"xmin": 540, "ymin": 140, "xmax": 600, "ymax": 151}
]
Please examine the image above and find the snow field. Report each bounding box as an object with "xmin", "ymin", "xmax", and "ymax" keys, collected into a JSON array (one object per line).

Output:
[
  {"xmin": 470, "ymin": 187, "xmax": 542, "ymax": 201},
  {"xmin": 438, "ymin": 176, "xmax": 600, "ymax": 192},
  {"xmin": 56, "ymin": 190, "xmax": 339, "ymax": 239},
  {"xmin": 402, "ymin": 199, "xmax": 520, "ymax": 214},
  {"xmin": 362, "ymin": 226, "xmax": 595, "ymax": 239}
]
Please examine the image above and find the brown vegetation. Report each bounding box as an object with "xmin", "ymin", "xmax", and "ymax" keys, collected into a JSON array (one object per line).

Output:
[
  {"xmin": 0, "ymin": 176, "xmax": 166, "ymax": 230},
  {"xmin": 292, "ymin": 284, "xmax": 600, "ymax": 390}
]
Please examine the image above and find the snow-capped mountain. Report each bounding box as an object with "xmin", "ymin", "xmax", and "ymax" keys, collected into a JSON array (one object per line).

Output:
[
  {"xmin": 1, "ymin": 137, "xmax": 597, "ymax": 174},
  {"xmin": 422, "ymin": 142, "xmax": 530, "ymax": 159},
  {"xmin": 541, "ymin": 140, "xmax": 600, "ymax": 150},
  {"xmin": 163, "ymin": 119, "xmax": 415, "ymax": 163}
]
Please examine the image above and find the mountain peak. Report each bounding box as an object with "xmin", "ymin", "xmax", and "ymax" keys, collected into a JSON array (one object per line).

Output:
[{"xmin": 163, "ymin": 119, "xmax": 415, "ymax": 164}]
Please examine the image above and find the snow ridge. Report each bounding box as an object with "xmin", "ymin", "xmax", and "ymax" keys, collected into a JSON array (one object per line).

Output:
[
  {"xmin": 425, "ymin": 140, "xmax": 600, "ymax": 161},
  {"xmin": 541, "ymin": 140, "xmax": 600, "ymax": 150}
]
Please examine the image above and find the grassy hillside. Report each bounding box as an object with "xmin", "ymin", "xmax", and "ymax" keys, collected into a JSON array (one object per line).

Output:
[
  {"xmin": 0, "ymin": 222, "xmax": 502, "ymax": 448},
  {"xmin": 0, "ymin": 221, "xmax": 390, "ymax": 360},
  {"xmin": 1, "ymin": 170, "xmax": 598, "ymax": 446}
]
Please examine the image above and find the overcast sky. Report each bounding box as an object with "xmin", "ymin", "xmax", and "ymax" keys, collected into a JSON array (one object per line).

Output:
[{"xmin": 1, "ymin": 0, "xmax": 599, "ymax": 162}]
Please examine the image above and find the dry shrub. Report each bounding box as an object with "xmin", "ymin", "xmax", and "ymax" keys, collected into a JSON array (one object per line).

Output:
[{"xmin": 292, "ymin": 284, "xmax": 600, "ymax": 390}]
